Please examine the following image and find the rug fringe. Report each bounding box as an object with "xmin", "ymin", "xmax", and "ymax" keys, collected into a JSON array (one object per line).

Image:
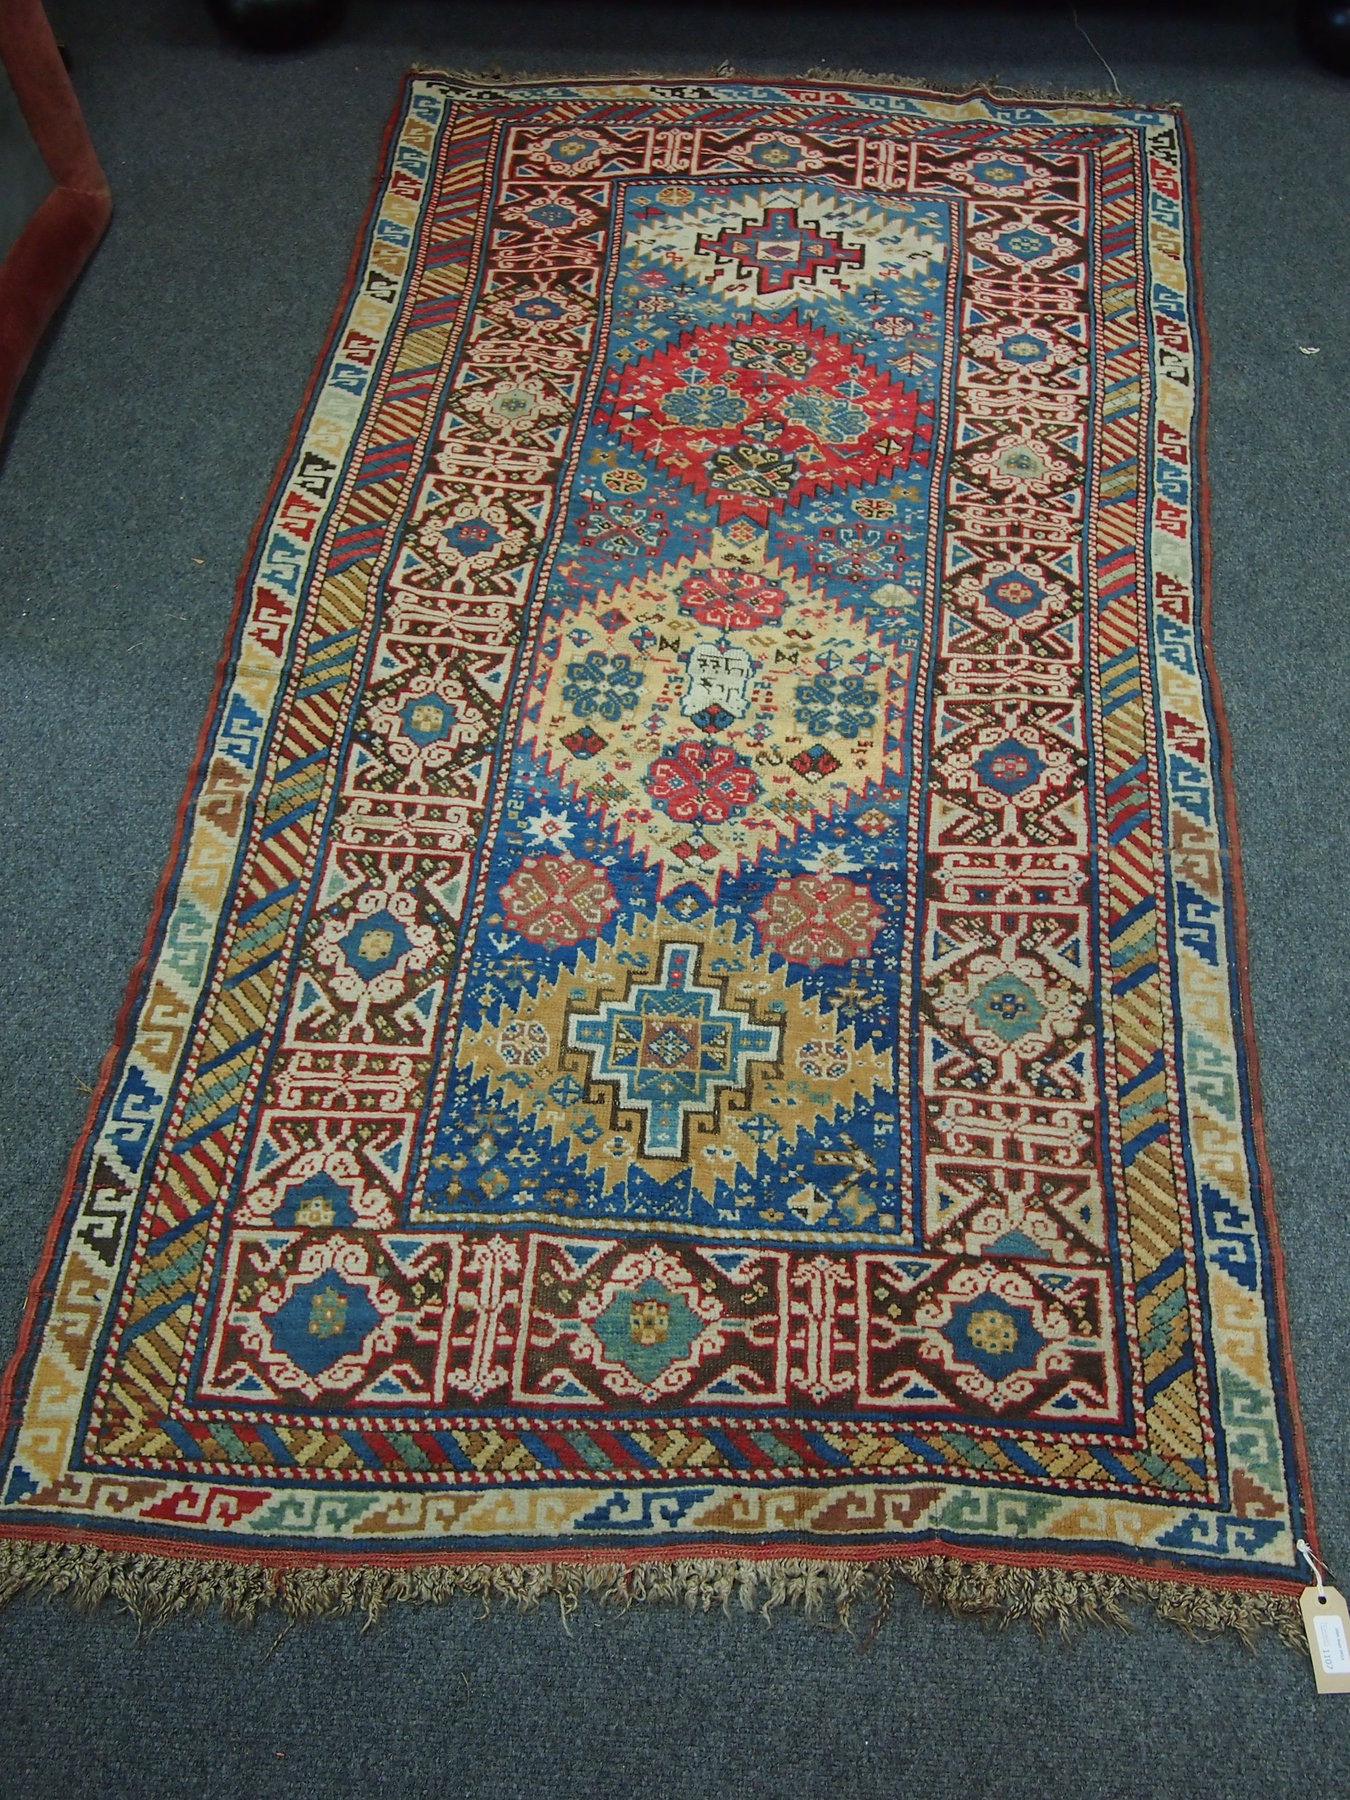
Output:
[
  {"xmin": 885, "ymin": 1554, "xmax": 1306, "ymax": 1653},
  {"xmin": 412, "ymin": 65, "xmax": 1177, "ymax": 114},
  {"xmin": 0, "ymin": 1537, "xmax": 1303, "ymax": 1647}
]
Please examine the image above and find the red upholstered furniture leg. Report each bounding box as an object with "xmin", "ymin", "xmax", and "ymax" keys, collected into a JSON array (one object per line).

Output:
[{"xmin": 0, "ymin": 0, "xmax": 111, "ymax": 442}]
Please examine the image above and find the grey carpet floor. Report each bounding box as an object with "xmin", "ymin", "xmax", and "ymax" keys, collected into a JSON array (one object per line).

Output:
[{"xmin": 1, "ymin": 3, "xmax": 1347, "ymax": 1794}]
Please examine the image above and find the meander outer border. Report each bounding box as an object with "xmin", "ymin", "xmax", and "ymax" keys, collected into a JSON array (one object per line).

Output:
[{"xmin": 1173, "ymin": 105, "xmax": 1318, "ymax": 1580}]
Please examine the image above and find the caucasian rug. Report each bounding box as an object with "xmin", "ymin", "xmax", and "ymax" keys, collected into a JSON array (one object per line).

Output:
[{"xmin": 0, "ymin": 74, "xmax": 1317, "ymax": 1638}]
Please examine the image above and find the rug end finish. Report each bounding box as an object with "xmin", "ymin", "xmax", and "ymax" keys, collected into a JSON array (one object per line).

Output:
[{"xmin": 0, "ymin": 1536, "xmax": 1306, "ymax": 1649}]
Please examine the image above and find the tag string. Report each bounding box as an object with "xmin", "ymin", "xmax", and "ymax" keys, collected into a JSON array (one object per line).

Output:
[{"xmin": 1297, "ymin": 1537, "xmax": 1328, "ymax": 1601}]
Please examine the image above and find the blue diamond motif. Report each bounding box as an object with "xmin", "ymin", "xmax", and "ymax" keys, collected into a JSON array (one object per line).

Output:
[
  {"xmin": 269, "ymin": 1273, "xmax": 381, "ymax": 1376},
  {"xmin": 942, "ymin": 1292, "xmax": 1045, "ymax": 1381},
  {"xmin": 276, "ymin": 1170, "xmax": 357, "ymax": 1229},
  {"xmin": 748, "ymin": 140, "xmax": 801, "ymax": 169},
  {"xmin": 1001, "ymin": 332, "xmax": 1050, "ymax": 365},
  {"xmin": 399, "ymin": 693, "xmax": 458, "ymax": 746},
  {"xmin": 973, "ymin": 737, "xmax": 1046, "ymax": 797},
  {"xmin": 998, "ymin": 226, "xmax": 1054, "ymax": 261},
  {"xmin": 441, "ymin": 517, "xmax": 502, "ymax": 556},
  {"xmin": 972, "ymin": 158, "xmax": 1027, "ymax": 188},
  {"xmin": 528, "ymin": 203, "xmax": 574, "ymax": 229},
  {"xmin": 339, "ymin": 908, "xmax": 412, "ymax": 981},
  {"xmin": 546, "ymin": 134, "xmax": 600, "ymax": 165},
  {"xmin": 982, "ymin": 571, "xmax": 1046, "ymax": 620}
]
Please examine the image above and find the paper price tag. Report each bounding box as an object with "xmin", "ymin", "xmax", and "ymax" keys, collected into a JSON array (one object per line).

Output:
[{"xmin": 1301, "ymin": 1583, "xmax": 1350, "ymax": 1694}]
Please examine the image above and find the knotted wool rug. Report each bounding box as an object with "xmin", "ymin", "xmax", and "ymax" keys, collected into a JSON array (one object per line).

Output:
[{"xmin": 0, "ymin": 74, "xmax": 1317, "ymax": 1639}]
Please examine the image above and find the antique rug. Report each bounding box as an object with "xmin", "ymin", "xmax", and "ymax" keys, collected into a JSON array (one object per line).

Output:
[{"xmin": 0, "ymin": 74, "xmax": 1317, "ymax": 1637}]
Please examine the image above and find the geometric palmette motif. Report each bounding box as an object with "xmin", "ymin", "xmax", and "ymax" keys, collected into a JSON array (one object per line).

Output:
[
  {"xmin": 600, "ymin": 310, "xmax": 935, "ymax": 525},
  {"xmin": 205, "ymin": 1231, "xmax": 452, "ymax": 1405},
  {"xmin": 0, "ymin": 78, "xmax": 1312, "ymax": 1614},
  {"xmin": 566, "ymin": 942, "xmax": 782, "ymax": 1159},
  {"xmin": 454, "ymin": 907, "xmax": 892, "ymax": 1212},
  {"xmin": 520, "ymin": 536, "xmax": 908, "ymax": 897},
  {"xmin": 859, "ymin": 1254, "xmax": 1118, "ymax": 1419},
  {"xmin": 516, "ymin": 1237, "xmax": 790, "ymax": 1406},
  {"xmin": 622, "ymin": 184, "xmax": 945, "ymax": 314}
]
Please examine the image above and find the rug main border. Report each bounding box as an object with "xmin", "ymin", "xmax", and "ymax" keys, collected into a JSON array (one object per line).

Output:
[{"xmin": 0, "ymin": 71, "xmax": 1317, "ymax": 1626}]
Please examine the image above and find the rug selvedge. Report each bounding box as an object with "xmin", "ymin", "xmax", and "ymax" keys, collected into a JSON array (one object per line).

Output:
[{"xmin": 0, "ymin": 73, "xmax": 1315, "ymax": 1636}]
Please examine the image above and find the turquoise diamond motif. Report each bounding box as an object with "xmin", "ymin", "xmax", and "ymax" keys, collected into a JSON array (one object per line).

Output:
[
  {"xmin": 971, "ymin": 973, "xmax": 1045, "ymax": 1044},
  {"xmin": 591, "ymin": 1278, "xmax": 704, "ymax": 1382},
  {"xmin": 567, "ymin": 942, "xmax": 780, "ymax": 1157}
]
